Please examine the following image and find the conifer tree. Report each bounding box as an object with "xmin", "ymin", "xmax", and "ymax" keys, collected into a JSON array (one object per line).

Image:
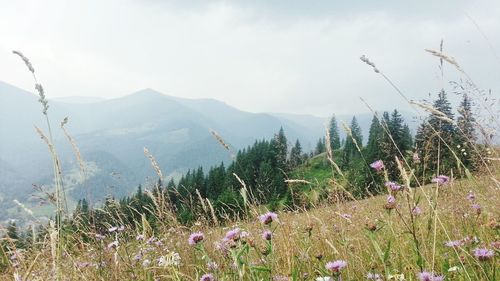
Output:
[
  {"xmin": 315, "ymin": 137, "xmax": 326, "ymax": 155},
  {"xmin": 415, "ymin": 89, "xmax": 458, "ymax": 179},
  {"xmin": 365, "ymin": 115, "xmax": 383, "ymax": 162},
  {"xmin": 342, "ymin": 116, "xmax": 363, "ymax": 166},
  {"xmin": 457, "ymin": 93, "xmax": 476, "ymax": 169},
  {"xmin": 289, "ymin": 139, "xmax": 303, "ymax": 168},
  {"xmin": 328, "ymin": 116, "xmax": 341, "ymax": 150}
]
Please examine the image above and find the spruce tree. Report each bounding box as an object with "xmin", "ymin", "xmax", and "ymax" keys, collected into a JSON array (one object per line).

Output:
[
  {"xmin": 289, "ymin": 139, "xmax": 303, "ymax": 168},
  {"xmin": 342, "ymin": 116, "xmax": 363, "ymax": 167},
  {"xmin": 328, "ymin": 116, "xmax": 341, "ymax": 150},
  {"xmin": 457, "ymin": 93, "xmax": 476, "ymax": 169},
  {"xmin": 366, "ymin": 114, "xmax": 383, "ymax": 162},
  {"xmin": 415, "ymin": 89, "xmax": 458, "ymax": 179},
  {"xmin": 315, "ymin": 137, "xmax": 326, "ymax": 155}
]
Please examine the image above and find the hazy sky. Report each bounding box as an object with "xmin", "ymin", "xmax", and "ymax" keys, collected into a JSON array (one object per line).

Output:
[{"xmin": 1, "ymin": 0, "xmax": 499, "ymax": 116}]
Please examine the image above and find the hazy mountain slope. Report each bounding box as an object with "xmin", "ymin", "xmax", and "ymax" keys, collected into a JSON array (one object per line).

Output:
[{"xmin": 0, "ymin": 81, "xmax": 329, "ymax": 222}]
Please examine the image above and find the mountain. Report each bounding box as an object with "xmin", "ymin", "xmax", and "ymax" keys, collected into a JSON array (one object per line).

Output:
[
  {"xmin": 0, "ymin": 81, "xmax": 327, "ymax": 222},
  {"xmin": 0, "ymin": 80, "xmax": 417, "ymax": 222}
]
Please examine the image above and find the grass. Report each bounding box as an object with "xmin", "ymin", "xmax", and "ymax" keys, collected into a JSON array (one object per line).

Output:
[
  {"xmin": 3, "ymin": 167, "xmax": 498, "ymax": 280},
  {"xmin": 3, "ymin": 45, "xmax": 499, "ymax": 281}
]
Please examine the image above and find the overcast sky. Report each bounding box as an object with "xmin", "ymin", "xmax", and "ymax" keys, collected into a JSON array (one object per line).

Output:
[{"xmin": 1, "ymin": 0, "xmax": 499, "ymax": 116}]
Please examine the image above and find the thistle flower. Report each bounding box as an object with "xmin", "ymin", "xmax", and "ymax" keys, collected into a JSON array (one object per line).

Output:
[
  {"xmin": 340, "ymin": 213, "xmax": 352, "ymax": 219},
  {"xmin": 188, "ymin": 232, "xmax": 204, "ymax": 245},
  {"xmin": 412, "ymin": 206, "xmax": 422, "ymax": 216},
  {"xmin": 262, "ymin": 230, "xmax": 272, "ymax": 241},
  {"xmin": 384, "ymin": 195, "xmax": 396, "ymax": 209},
  {"xmin": 417, "ymin": 271, "xmax": 444, "ymax": 281},
  {"xmin": 471, "ymin": 203, "xmax": 482, "ymax": 215},
  {"xmin": 466, "ymin": 191, "xmax": 475, "ymax": 201},
  {"xmin": 445, "ymin": 240, "xmax": 463, "ymax": 248},
  {"xmin": 259, "ymin": 212, "xmax": 278, "ymax": 225},
  {"xmin": 432, "ymin": 175, "xmax": 450, "ymax": 185},
  {"xmin": 385, "ymin": 181, "xmax": 402, "ymax": 192},
  {"xmin": 200, "ymin": 273, "xmax": 215, "ymax": 281},
  {"xmin": 370, "ymin": 160, "xmax": 384, "ymax": 171},
  {"xmin": 225, "ymin": 228, "xmax": 240, "ymax": 241},
  {"xmin": 473, "ymin": 247, "xmax": 494, "ymax": 261},
  {"xmin": 325, "ymin": 260, "xmax": 347, "ymax": 273}
]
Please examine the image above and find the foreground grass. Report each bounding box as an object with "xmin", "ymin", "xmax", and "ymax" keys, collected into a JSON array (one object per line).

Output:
[{"xmin": 3, "ymin": 171, "xmax": 498, "ymax": 281}]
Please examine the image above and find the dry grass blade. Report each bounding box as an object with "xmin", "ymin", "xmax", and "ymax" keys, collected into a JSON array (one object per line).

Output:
[
  {"xmin": 424, "ymin": 48, "xmax": 463, "ymax": 72},
  {"xmin": 143, "ymin": 147, "xmax": 163, "ymax": 180}
]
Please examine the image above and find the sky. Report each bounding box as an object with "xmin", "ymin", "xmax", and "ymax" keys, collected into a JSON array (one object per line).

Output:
[{"xmin": 1, "ymin": 0, "xmax": 499, "ymax": 116}]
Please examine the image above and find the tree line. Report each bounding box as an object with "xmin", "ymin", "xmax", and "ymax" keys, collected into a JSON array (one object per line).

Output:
[{"xmin": 2, "ymin": 89, "xmax": 480, "ymax": 245}]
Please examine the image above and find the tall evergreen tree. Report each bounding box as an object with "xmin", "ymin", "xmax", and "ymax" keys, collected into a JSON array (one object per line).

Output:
[
  {"xmin": 342, "ymin": 116, "xmax": 363, "ymax": 167},
  {"xmin": 315, "ymin": 137, "xmax": 326, "ymax": 155},
  {"xmin": 365, "ymin": 115, "xmax": 383, "ymax": 162},
  {"xmin": 415, "ymin": 89, "xmax": 458, "ymax": 179},
  {"xmin": 289, "ymin": 139, "xmax": 303, "ymax": 168},
  {"xmin": 457, "ymin": 93, "xmax": 476, "ymax": 169},
  {"xmin": 328, "ymin": 116, "xmax": 341, "ymax": 150}
]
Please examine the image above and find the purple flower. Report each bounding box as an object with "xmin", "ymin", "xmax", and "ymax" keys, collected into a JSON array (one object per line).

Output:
[
  {"xmin": 432, "ymin": 175, "xmax": 450, "ymax": 185},
  {"xmin": 370, "ymin": 160, "xmax": 384, "ymax": 171},
  {"xmin": 133, "ymin": 253, "xmax": 142, "ymax": 261},
  {"xmin": 340, "ymin": 213, "xmax": 352, "ymax": 219},
  {"xmin": 412, "ymin": 206, "xmax": 422, "ymax": 216},
  {"xmin": 262, "ymin": 230, "xmax": 272, "ymax": 241},
  {"xmin": 259, "ymin": 212, "xmax": 278, "ymax": 225},
  {"xmin": 471, "ymin": 203, "xmax": 482, "ymax": 214},
  {"xmin": 325, "ymin": 260, "xmax": 347, "ymax": 273},
  {"xmin": 225, "ymin": 228, "xmax": 241, "ymax": 240},
  {"xmin": 273, "ymin": 275, "xmax": 290, "ymax": 281},
  {"xmin": 76, "ymin": 261, "xmax": 91, "ymax": 268},
  {"xmin": 466, "ymin": 191, "xmax": 475, "ymax": 201},
  {"xmin": 136, "ymin": 234, "xmax": 145, "ymax": 241},
  {"xmin": 384, "ymin": 195, "xmax": 396, "ymax": 209},
  {"xmin": 445, "ymin": 240, "xmax": 463, "ymax": 248},
  {"xmin": 200, "ymin": 273, "xmax": 215, "ymax": 281},
  {"xmin": 385, "ymin": 181, "xmax": 402, "ymax": 192},
  {"xmin": 188, "ymin": 232, "xmax": 205, "ymax": 245},
  {"xmin": 473, "ymin": 247, "xmax": 494, "ymax": 261},
  {"xmin": 417, "ymin": 271, "xmax": 444, "ymax": 281}
]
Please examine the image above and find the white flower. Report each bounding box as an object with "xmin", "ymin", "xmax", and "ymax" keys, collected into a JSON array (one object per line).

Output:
[
  {"xmin": 448, "ymin": 266, "xmax": 460, "ymax": 272},
  {"xmin": 158, "ymin": 252, "xmax": 182, "ymax": 267},
  {"xmin": 315, "ymin": 277, "xmax": 333, "ymax": 281},
  {"xmin": 142, "ymin": 259, "xmax": 151, "ymax": 267},
  {"xmin": 388, "ymin": 273, "xmax": 406, "ymax": 280}
]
